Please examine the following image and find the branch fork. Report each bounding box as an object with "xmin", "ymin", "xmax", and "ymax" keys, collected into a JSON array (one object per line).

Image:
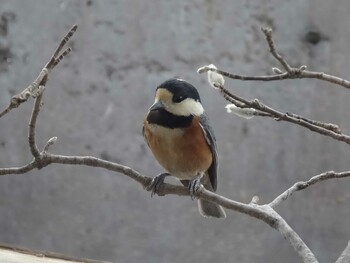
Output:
[{"xmin": 197, "ymin": 27, "xmax": 350, "ymax": 145}]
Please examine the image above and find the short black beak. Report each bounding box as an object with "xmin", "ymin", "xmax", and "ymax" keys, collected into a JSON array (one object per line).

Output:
[{"xmin": 149, "ymin": 101, "xmax": 164, "ymax": 112}]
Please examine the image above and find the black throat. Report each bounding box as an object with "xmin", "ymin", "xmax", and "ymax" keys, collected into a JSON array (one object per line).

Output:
[{"xmin": 147, "ymin": 108, "xmax": 193, "ymax": 129}]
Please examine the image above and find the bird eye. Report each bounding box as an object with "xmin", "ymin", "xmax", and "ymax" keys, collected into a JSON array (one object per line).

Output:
[{"xmin": 173, "ymin": 95, "xmax": 184, "ymax": 103}]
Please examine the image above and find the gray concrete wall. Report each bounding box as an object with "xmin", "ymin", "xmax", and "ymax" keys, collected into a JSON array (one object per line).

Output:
[{"xmin": 0, "ymin": 0, "xmax": 349, "ymax": 262}]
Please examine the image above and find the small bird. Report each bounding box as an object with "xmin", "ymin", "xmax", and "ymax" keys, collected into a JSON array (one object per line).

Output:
[{"xmin": 143, "ymin": 78, "xmax": 226, "ymax": 218}]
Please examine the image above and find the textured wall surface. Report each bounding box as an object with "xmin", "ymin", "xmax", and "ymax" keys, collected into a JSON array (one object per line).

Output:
[{"xmin": 0, "ymin": 1, "xmax": 350, "ymax": 262}]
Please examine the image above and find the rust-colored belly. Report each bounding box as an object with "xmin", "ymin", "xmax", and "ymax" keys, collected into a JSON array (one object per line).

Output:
[{"xmin": 143, "ymin": 118, "xmax": 212, "ymax": 179}]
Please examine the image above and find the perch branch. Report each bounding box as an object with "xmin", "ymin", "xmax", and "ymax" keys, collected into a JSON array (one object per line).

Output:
[{"xmin": 0, "ymin": 152, "xmax": 319, "ymax": 263}]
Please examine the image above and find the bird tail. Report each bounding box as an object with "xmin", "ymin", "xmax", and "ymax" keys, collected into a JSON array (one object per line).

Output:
[{"xmin": 198, "ymin": 183, "xmax": 226, "ymax": 219}]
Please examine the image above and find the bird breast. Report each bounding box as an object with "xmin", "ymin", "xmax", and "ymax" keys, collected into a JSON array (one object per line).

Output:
[{"xmin": 143, "ymin": 117, "xmax": 212, "ymax": 180}]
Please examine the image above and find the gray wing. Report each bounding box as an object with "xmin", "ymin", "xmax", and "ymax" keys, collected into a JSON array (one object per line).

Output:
[{"xmin": 199, "ymin": 113, "xmax": 218, "ymax": 191}]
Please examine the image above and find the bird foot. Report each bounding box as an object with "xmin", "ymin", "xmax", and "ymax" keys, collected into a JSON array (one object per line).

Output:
[
  {"xmin": 146, "ymin": 173, "xmax": 170, "ymax": 197},
  {"xmin": 188, "ymin": 174, "xmax": 203, "ymax": 200}
]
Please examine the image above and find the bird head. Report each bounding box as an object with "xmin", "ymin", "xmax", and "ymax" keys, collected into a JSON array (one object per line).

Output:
[{"xmin": 149, "ymin": 78, "xmax": 204, "ymax": 117}]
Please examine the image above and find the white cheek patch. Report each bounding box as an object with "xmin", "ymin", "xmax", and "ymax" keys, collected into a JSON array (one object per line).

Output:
[{"xmin": 167, "ymin": 98, "xmax": 204, "ymax": 116}]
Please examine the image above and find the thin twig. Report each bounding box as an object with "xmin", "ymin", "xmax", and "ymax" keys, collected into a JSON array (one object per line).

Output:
[
  {"xmin": 28, "ymin": 92, "xmax": 44, "ymax": 161},
  {"xmin": 214, "ymin": 82, "xmax": 350, "ymax": 145},
  {"xmin": 52, "ymin": 25, "xmax": 77, "ymax": 59},
  {"xmin": 198, "ymin": 64, "xmax": 349, "ymax": 141},
  {"xmin": 261, "ymin": 27, "xmax": 293, "ymax": 73},
  {"xmin": 202, "ymin": 27, "xmax": 350, "ymax": 90},
  {"xmin": 0, "ymin": 105, "xmax": 13, "ymax": 118},
  {"xmin": 53, "ymin": 47, "xmax": 72, "ymax": 67},
  {"xmin": 204, "ymin": 67, "xmax": 350, "ymax": 89},
  {"xmin": 261, "ymin": 27, "xmax": 350, "ymax": 89},
  {"xmin": 0, "ymin": 25, "xmax": 77, "ymax": 119},
  {"xmin": 0, "ymin": 69, "xmax": 48, "ymax": 118},
  {"xmin": 269, "ymin": 171, "xmax": 350, "ymax": 208},
  {"xmin": 286, "ymin": 113, "xmax": 342, "ymax": 134}
]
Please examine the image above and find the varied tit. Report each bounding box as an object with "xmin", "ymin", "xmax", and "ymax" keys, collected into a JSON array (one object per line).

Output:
[{"xmin": 143, "ymin": 78, "xmax": 226, "ymax": 218}]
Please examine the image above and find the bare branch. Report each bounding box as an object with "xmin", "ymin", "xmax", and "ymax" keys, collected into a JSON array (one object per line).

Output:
[
  {"xmin": 52, "ymin": 25, "xmax": 77, "ymax": 60},
  {"xmin": 52, "ymin": 47, "xmax": 72, "ymax": 68},
  {"xmin": 195, "ymin": 44, "xmax": 350, "ymax": 262},
  {"xmin": 263, "ymin": 205, "xmax": 318, "ymax": 263},
  {"xmin": 0, "ymin": 160, "xmax": 37, "ymax": 175},
  {"xmin": 261, "ymin": 27, "xmax": 293, "ymax": 73},
  {"xmin": 198, "ymin": 63, "xmax": 350, "ymax": 144},
  {"xmin": 199, "ymin": 28, "xmax": 350, "ymax": 90},
  {"xmin": 46, "ymin": 154, "xmax": 152, "ymax": 187},
  {"xmin": 0, "ymin": 25, "xmax": 77, "ymax": 119},
  {"xmin": 0, "ymin": 69, "xmax": 48, "ymax": 118},
  {"xmin": 1, "ymin": 154, "xmax": 268, "ymax": 224},
  {"xmin": 286, "ymin": 112, "xmax": 342, "ymax": 134},
  {"xmin": 0, "ymin": 151, "xmax": 318, "ymax": 263},
  {"xmin": 45, "ymin": 24, "xmax": 77, "ymax": 72},
  {"xmin": 212, "ymin": 81, "xmax": 350, "ymax": 145},
  {"xmin": 270, "ymin": 171, "xmax": 350, "ymax": 208},
  {"xmin": 336, "ymin": 241, "xmax": 350, "ymax": 263},
  {"xmin": 202, "ymin": 61, "xmax": 350, "ymax": 91},
  {"xmin": 28, "ymin": 92, "xmax": 44, "ymax": 161}
]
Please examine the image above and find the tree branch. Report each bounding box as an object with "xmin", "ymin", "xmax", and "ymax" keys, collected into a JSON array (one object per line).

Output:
[
  {"xmin": 198, "ymin": 31, "xmax": 350, "ymax": 144},
  {"xmin": 197, "ymin": 75, "xmax": 350, "ymax": 145},
  {"xmin": 198, "ymin": 27, "xmax": 350, "ymax": 89},
  {"xmin": 261, "ymin": 28, "xmax": 294, "ymax": 73},
  {"xmin": 0, "ymin": 160, "xmax": 37, "ymax": 175},
  {"xmin": 269, "ymin": 171, "xmax": 350, "ymax": 208},
  {"xmin": 335, "ymin": 241, "xmax": 350, "ymax": 263},
  {"xmin": 0, "ymin": 25, "xmax": 76, "ymax": 119},
  {"xmin": 28, "ymin": 92, "xmax": 44, "ymax": 161},
  {"xmin": 197, "ymin": 28, "xmax": 350, "ymax": 144},
  {"xmin": 0, "ymin": 152, "xmax": 318, "ymax": 263}
]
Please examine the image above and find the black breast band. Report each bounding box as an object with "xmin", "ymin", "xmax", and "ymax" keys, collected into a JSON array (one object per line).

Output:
[{"xmin": 147, "ymin": 108, "xmax": 193, "ymax": 129}]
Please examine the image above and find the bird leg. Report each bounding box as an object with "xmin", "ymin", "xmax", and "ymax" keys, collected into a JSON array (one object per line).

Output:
[
  {"xmin": 188, "ymin": 172, "xmax": 204, "ymax": 200},
  {"xmin": 146, "ymin": 172, "xmax": 170, "ymax": 197}
]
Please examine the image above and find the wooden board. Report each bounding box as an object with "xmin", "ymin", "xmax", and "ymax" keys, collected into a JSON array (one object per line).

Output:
[{"xmin": 0, "ymin": 244, "xmax": 109, "ymax": 263}]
